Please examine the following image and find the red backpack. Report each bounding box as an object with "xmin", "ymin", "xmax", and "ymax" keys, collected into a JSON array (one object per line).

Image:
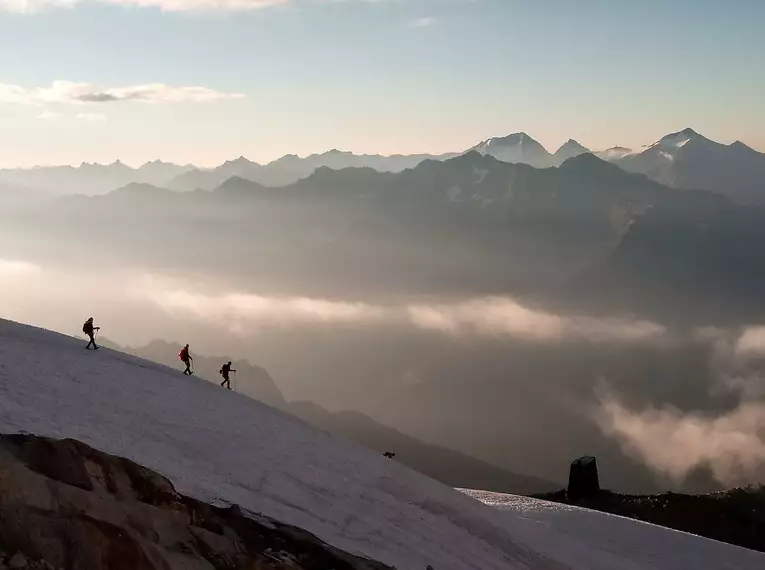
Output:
[{"xmin": 179, "ymin": 348, "xmax": 188, "ymax": 361}]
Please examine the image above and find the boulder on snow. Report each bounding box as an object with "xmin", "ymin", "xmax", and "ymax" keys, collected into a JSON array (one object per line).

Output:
[
  {"xmin": 0, "ymin": 433, "xmax": 391, "ymax": 570},
  {"xmin": 568, "ymin": 456, "xmax": 600, "ymax": 500}
]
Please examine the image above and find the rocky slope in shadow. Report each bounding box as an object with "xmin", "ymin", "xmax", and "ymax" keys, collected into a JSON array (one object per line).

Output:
[{"xmin": 0, "ymin": 433, "xmax": 390, "ymax": 570}]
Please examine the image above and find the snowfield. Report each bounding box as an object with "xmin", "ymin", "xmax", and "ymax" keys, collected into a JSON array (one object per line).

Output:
[
  {"xmin": 463, "ymin": 490, "xmax": 763, "ymax": 570},
  {"xmin": 0, "ymin": 318, "xmax": 762, "ymax": 570}
]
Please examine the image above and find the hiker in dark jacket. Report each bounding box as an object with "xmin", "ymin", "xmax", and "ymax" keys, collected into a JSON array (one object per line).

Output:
[
  {"xmin": 179, "ymin": 344, "xmax": 193, "ymax": 375},
  {"xmin": 82, "ymin": 317, "xmax": 100, "ymax": 350},
  {"xmin": 220, "ymin": 361, "xmax": 236, "ymax": 389}
]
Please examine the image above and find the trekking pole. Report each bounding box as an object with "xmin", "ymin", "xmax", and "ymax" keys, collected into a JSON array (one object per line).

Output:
[{"xmin": 233, "ymin": 370, "xmax": 237, "ymax": 392}]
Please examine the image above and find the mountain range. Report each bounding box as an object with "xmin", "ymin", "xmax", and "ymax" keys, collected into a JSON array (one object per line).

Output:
[
  {"xmin": 2, "ymin": 128, "xmax": 762, "ymax": 203},
  {"xmin": 9, "ymin": 148, "xmax": 764, "ymax": 321}
]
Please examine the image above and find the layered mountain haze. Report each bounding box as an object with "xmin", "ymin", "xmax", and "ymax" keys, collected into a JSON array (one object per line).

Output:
[
  {"xmin": 5, "ymin": 148, "xmax": 763, "ymax": 317},
  {"xmin": 0, "ymin": 159, "xmax": 195, "ymax": 196},
  {"xmin": 168, "ymin": 150, "xmax": 459, "ymax": 191}
]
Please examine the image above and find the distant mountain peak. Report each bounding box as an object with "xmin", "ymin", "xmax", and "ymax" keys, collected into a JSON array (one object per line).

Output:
[
  {"xmin": 553, "ymin": 139, "xmax": 591, "ymax": 163},
  {"xmin": 470, "ymin": 132, "xmax": 551, "ymax": 166},
  {"xmin": 223, "ymin": 156, "xmax": 259, "ymax": 167},
  {"xmin": 217, "ymin": 175, "xmax": 266, "ymax": 193},
  {"xmin": 648, "ymin": 128, "xmax": 709, "ymax": 154},
  {"xmin": 446, "ymin": 150, "xmax": 499, "ymax": 168},
  {"xmin": 486, "ymin": 132, "xmax": 535, "ymax": 145},
  {"xmin": 274, "ymin": 154, "xmax": 301, "ymax": 163},
  {"xmin": 728, "ymin": 140, "xmax": 763, "ymax": 157},
  {"xmin": 677, "ymin": 127, "xmax": 700, "ymax": 137},
  {"xmin": 559, "ymin": 152, "xmax": 625, "ymax": 177},
  {"xmin": 109, "ymin": 182, "xmax": 168, "ymax": 197}
]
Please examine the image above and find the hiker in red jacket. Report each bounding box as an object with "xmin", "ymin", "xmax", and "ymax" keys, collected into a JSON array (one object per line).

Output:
[{"xmin": 179, "ymin": 344, "xmax": 193, "ymax": 375}]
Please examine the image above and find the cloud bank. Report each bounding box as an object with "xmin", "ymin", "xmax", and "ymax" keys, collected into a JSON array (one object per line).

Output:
[
  {"xmin": 597, "ymin": 389, "xmax": 765, "ymax": 486},
  {"xmin": 596, "ymin": 325, "xmax": 765, "ymax": 486},
  {"xmin": 134, "ymin": 278, "xmax": 667, "ymax": 344}
]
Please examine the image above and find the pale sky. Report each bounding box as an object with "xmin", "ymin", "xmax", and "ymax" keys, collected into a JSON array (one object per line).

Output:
[{"xmin": 0, "ymin": 0, "xmax": 763, "ymax": 167}]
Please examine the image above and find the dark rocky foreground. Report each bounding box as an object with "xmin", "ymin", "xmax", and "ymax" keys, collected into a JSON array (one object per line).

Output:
[
  {"xmin": 535, "ymin": 488, "xmax": 765, "ymax": 554},
  {"xmin": 0, "ymin": 433, "xmax": 391, "ymax": 570}
]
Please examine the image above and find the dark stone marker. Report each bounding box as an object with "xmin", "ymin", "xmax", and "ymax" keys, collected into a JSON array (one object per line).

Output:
[{"xmin": 568, "ymin": 456, "xmax": 600, "ymax": 500}]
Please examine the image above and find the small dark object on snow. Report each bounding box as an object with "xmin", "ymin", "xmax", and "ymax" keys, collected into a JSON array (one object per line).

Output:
[
  {"xmin": 568, "ymin": 456, "xmax": 600, "ymax": 500},
  {"xmin": 383, "ymin": 452, "xmax": 395, "ymax": 459}
]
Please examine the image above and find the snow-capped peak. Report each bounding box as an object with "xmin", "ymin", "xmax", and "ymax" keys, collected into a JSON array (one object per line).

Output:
[
  {"xmin": 657, "ymin": 128, "xmax": 700, "ymax": 150},
  {"xmin": 595, "ymin": 147, "xmax": 633, "ymax": 161},
  {"xmin": 469, "ymin": 132, "xmax": 551, "ymax": 166}
]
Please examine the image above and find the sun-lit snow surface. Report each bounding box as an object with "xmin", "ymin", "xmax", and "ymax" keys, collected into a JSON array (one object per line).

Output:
[
  {"xmin": 463, "ymin": 490, "xmax": 764, "ymax": 570},
  {"xmin": 0, "ymin": 319, "xmax": 564, "ymax": 570},
  {"xmin": 0, "ymin": 319, "xmax": 762, "ymax": 570}
]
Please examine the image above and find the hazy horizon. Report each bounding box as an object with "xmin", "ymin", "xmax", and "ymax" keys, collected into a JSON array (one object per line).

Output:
[{"xmin": 0, "ymin": 126, "xmax": 762, "ymax": 170}]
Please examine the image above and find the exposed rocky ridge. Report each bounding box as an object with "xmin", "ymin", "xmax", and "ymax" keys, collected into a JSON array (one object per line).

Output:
[
  {"xmin": 0, "ymin": 433, "xmax": 390, "ymax": 570},
  {"xmin": 535, "ymin": 487, "xmax": 765, "ymax": 554}
]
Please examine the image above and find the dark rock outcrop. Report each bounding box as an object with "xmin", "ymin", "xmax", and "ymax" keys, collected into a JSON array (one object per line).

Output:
[
  {"xmin": 567, "ymin": 456, "xmax": 600, "ymax": 500},
  {"xmin": 535, "ymin": 487, "xmax": 765, "ymax": 554},
  {"xmin": 0, "ymin": 433, "xmax": 390, "ymax": 570}
]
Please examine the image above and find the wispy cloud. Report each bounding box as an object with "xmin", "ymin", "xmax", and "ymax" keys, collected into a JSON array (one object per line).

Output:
[
  {"xmin": 76, "ymin": 112, "xmax": 107, "ymax": 122},
  {"xmin": 407, "ymin": 297, "xmax": 665, "ymax": 343},
  {"xmin": 735, "ymin": 326, "xmax": 765, "ymax": 357},
  {"xmin": 409, "ymin": 16, "xmax": 435, "ymax": 28},
  {"xmin": 0, "ymin": 81, "xmax": 245, "ymax": 105},
  {"xmin": 36, "ymin": 110, "xmax": 63, "ymax": 120},
  {"xmin": 0, "ymin": 0, "xmax": 288, "ymax": 12},
  {"xmin": 0, "ymin": 259, "xmax": 42, "ymax": 276},
  {"xmin": 134, "ymin": 277, "xmax": 667, "ymax": 344}
]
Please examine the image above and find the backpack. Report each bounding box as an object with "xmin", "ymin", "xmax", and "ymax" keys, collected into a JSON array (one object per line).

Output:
[
  {"xmin": 179, "ymin": 349, "xmax": 187, "ymax": 361},
  {"xmin": 82, "ymin": 321, "xmax": 90, "ymax": 334}
]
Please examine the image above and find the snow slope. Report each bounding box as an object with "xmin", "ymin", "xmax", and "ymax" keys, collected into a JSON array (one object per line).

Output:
[
  {"xmin": 0, "ymin": 318, "xmax": 762, "ymax": 570},
  {"xmin": 0, "ymin": 318, "xmax": 564, "ymax": 570},
  {"xmin": 464, "ymin": 490, "xmax": 764, "ymax": 570}
]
